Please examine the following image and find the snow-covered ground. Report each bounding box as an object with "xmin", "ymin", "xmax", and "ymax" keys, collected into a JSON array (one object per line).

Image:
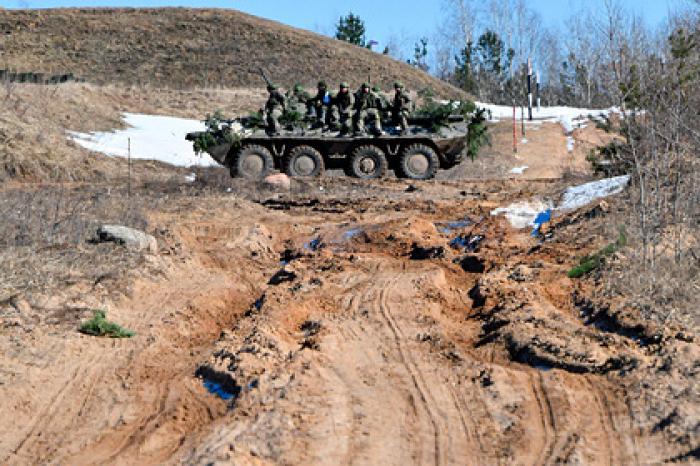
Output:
[
  {"xmin": 558, "ymin": 175, "xmax": 630, "ymax": 211},
  {"xmin": 69, "ymin": 113, "xmax": 217, "ymax": 167},
  {"xmin": 475, "ymin": 102, "xmax": 619, "ymax": 147},
  {"xmin": 491, "ymin": 175, "xmax": 631, "ymax": 229},
  {"xmin": 475, "ymin": 102, "xmax": 613, "ymax": 124},
  {"xmin": 491, "ymin": 199, "xmax": 554, "ymax": 229}
]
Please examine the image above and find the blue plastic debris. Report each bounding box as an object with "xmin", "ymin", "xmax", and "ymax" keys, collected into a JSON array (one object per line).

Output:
[
  {"xmin": 531, "ymin": 209, "xmax": 552, "ymax": 236},
  {"xmin": 304, "ymin": 237, "xmax": 322, "ymax": 251},
  {"xmin": 449, "ymin": 234, "xmax": 484, "ymax": 251},
  {"xmin": 253, "ymin": 295, "xmax": 265, "ymax": 311},
  {"xmin": 203, "ymin": 379, "xmax": 240, "ymax": 401}
]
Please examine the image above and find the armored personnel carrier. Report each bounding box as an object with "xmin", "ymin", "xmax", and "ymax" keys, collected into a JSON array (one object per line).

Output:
[{"xmin": 186, "ymin": 107, "xmax": 484, "ymax": 181}]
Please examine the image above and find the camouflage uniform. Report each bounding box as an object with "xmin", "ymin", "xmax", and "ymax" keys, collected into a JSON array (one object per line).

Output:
[
  {"xmin": 265, "ymin": 84, "xmax": 286, "ymax": 135},
  {"xmin": 332, "ymin": 83, "xmax": 354, "ymax": 135},
  {"xmin": 372, "ymin": 85, "xmax": 390, "ymax": 127},
  {"xmin": 391, "ymin": 82, "xmax": 412, "ymax": 134},
  {"xmin": 353, "ymin": 83, "xmax": 382, "ymax": 136},
  {"xmin": 308, "ymin": 81, "xmax": 331, "ymax": 128},
  {"xmin": 287, "ymin": 84, "xmax": 312, "ymax": 117}
]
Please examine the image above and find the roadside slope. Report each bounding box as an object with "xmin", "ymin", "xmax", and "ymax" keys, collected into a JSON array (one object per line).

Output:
[{"xmin": 0, "ymin": 8, "xmax": 464, "ymax": 98}]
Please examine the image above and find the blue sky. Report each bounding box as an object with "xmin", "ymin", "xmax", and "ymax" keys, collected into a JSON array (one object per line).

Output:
[{"xmin": 2, "ymin": 0, "xmax": 689, "ymax": 58}]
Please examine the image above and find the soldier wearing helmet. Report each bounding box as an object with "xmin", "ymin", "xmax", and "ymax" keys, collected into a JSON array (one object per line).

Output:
[
  {"xmin": 265, "ymin": 83, "xmax": 286, "ymax": 135},
  {"xmin": 391, "ymin": 81, "xmax": 412, "ymax": 134},
  {"xmin": 353, "ymin": 82, "xmax": 382, "ymax": 136},
  {"xmin": 372, "ymin": 85, "xmax": 390, "ymax": 120},
  {"xmin": 309, "ymin": 80, "xmax": 331, "ymax": 129},
  {"xmin": 332, "ymin": 82, "xmax": 354, "ymax": 135}
]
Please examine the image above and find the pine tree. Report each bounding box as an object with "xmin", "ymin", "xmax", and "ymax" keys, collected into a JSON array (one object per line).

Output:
[
  {"xmin": 335, "ymin": 13, "xmax": 366, "ymax": 47},
  {"xmin": 454, "ymin": 42, "xmax": 478, "ymax": 94},
  {"xmin": 409, "ymin": 37, "xmax": 430, "ymax": 72}
]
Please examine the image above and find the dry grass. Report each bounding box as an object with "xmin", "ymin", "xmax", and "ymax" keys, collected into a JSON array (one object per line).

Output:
[
  {"xmin": 0, "ymin": 8, "xmax": 464, "ymax": 99},
  {"xmin": 0, "ymin": 184, "xmax": 152, "ymax": 302},
  {"xmin": 0, "ymin": 82, "xmax": 269, "ymax": 182}
]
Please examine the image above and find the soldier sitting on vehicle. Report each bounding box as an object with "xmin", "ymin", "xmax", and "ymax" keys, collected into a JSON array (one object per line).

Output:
[
  {"xmin": 391, "ymin": 81, "xmax": 412, "ymax": 135},
  {"xmin": 372, "ymin": 85, "xmax": 390, "ymax": 126},
  {"xmin": 353, "ymin": 82, "xmax": 383, "ymax": 136},
  {"xmin": 287, "ymin": 83, "xmax": 312, "ymax": 119},
  {"xmin": 332, "ymin": 82, "xmax": 354, "ymax": 136},
  {"xmin": 265, "ymin": 83, "xmax": 286, "ymax": 135},
  {"xmin": 308, "ymin": 81, "xmax": 332, "ymax": 129}
]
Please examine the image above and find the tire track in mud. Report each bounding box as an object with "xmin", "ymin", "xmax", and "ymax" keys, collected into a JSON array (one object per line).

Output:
[
  {"xmin": 585, "ymin": 377, "xmax": 616, "ymax": 465},
  {"xmin": 323, "ymin": 272, "xmax": 402, "ymax": 465},
  {"xmin": 317, "ymin": 264, "xmax": 482, "ymax": 465},
  {"xmin": 583, "ymin": 375, "xmax": 638, "ymax": 466},
  {"xmin": 101, "ymin": 381, "xmax": 171, "ymax": 464},
  {"xmin": 374, "ymin": 273, "xmax": 446, "ymax": 465},
  {"xmin": 7, "ymin": 358, "xmax": 87, "ymax": 463},
  {"xmin": 446, "ymin": 384, "xmax": 487, "ymax": 465},
  {"xmin": 529, "ymin": 372, "xmax": 557, "ymax": 466},
  {"xmin": 6, "ymin": 353, "xmax": 101, "ymax": 463}
]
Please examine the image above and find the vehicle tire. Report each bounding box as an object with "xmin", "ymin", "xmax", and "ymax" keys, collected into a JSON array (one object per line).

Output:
[
  {"xmin": 347, "ymin": 145, "xmax": 388, "ymax": 179},
  {"xmin": 284, "ymin": 145, "xmax": 325, "ymax": 178},
  {"xmin": 230, "ymin": 144, "xmax": 274, "ymax": 179},
  {"xmin": 396, "ymin": 143, "xmax": 439, "ymax": 180}
]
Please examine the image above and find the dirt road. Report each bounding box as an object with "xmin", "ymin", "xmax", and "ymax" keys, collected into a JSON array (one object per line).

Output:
[{"xmin": 1, "ymin": 179, "xmax": 696, "ymax": 465}]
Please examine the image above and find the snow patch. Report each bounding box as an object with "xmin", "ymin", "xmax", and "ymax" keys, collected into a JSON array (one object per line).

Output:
[
  {"xmin": 476, "ymin": 102, "xmax": 613, "ymax": 124},
  {"xmin": 566, "ymin": 136, "xmax": 575, "ymax": 153},
  {"xmin": 558, "ymin": 175, "xmax": 631, "ymax": 211},
  {"xmin": 491, "ymin": 200, "xmax": 554, "ymax": 229},
  {"xmin": 491, "ymin": 175, "xmax": 631, "ymax": 228},
  {"xmin": 69, "ymin": 113, "xmax": 216, "ymax": 167}
]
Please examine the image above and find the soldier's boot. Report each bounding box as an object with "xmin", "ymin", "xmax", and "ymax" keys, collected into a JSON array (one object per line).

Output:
[
  {"xmin": 322, "ymin": 107, "xmax": 333, "ymax": 129},
  {"xmin": 339, "ymin": 113, "xmax": 352, "ymax": 136},
  {"xmin": 372, "ymin": 118, "xmax": 383, "ymax": 136},
  {"xmin": 367, "ymin": 111, "xmax": 382, "ymax": 136},
  {"xmin": 265, "ymin": 117, "xmax": 276, "ymax": 135}
]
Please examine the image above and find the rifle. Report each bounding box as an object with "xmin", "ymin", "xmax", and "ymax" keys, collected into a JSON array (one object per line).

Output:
[{"xmin": 259, "ymin": 67, "xmax": 273, "ymax": 88}]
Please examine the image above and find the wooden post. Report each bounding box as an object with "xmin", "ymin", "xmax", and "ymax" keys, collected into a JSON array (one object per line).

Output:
[
  {"xmin": 536, "ymin": 71, "xmax": 541, "ymax": 112},
  {"xmin": 527, "ymin": 58, "xmax": 533, "ymax": 120},
  {"xmin": 512, "ymin": 103, "xmax": 517, "ymax": 153},
  {"xmin": 127, "ymin": 137, "xmax": 131, "ymax": 198}
]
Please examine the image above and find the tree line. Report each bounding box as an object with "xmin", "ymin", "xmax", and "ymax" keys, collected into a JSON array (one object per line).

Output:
[
  {"xmin": 335, "ymin": 1, "xmax": 698, "ymax": 109},
  {"xmin": 333, "ymin": 1, "xmax": 700, "ymax": 320}
]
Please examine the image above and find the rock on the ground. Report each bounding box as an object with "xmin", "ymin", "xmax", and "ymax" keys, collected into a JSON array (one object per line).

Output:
[
  {"xmin": 97, "ymin": 225, "xmax": 158, "ymax": 253},
  {"xmin": 263, "ymin": 173, "xmax": 291, "ymax": 191}
]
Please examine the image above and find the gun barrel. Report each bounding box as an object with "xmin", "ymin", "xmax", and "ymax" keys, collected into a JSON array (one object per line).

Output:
[
  {"xmin": 259, "ymin": 67, "xmax": 272, "ymax": 87},
  {"xmin": 185, "ymin": 131, "xmax": 205, "ymax": 141}
]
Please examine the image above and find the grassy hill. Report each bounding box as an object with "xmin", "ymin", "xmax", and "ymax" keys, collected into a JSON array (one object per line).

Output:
[{"xmin": 0, "ymin": 8, "xmax": 463, "ymax": 98}]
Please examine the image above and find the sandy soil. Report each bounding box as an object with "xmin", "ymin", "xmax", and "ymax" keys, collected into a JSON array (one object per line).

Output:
[
  {"xmin": 442, "ymin": 119, "xmax": 616, "ymax": 181},
  {"xmin": 1, "ymin": 176, "xmax": 696, "ymax": 465}
]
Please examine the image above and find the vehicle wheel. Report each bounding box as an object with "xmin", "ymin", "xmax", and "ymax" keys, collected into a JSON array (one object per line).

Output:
[
  {"xmin": 347, "ymin": 145, "xmax": 388, "ymax": 179},
  {"xmin": 284, "ymin": 145, "xmax": 325, "ymax": 178},
  {"xmin": 396, "ymin": 143, "xmax": 439, "ymax": 180},
  {"xmin": 230, "ymin": 144, "xmax": 274, "ymax": 179}
]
